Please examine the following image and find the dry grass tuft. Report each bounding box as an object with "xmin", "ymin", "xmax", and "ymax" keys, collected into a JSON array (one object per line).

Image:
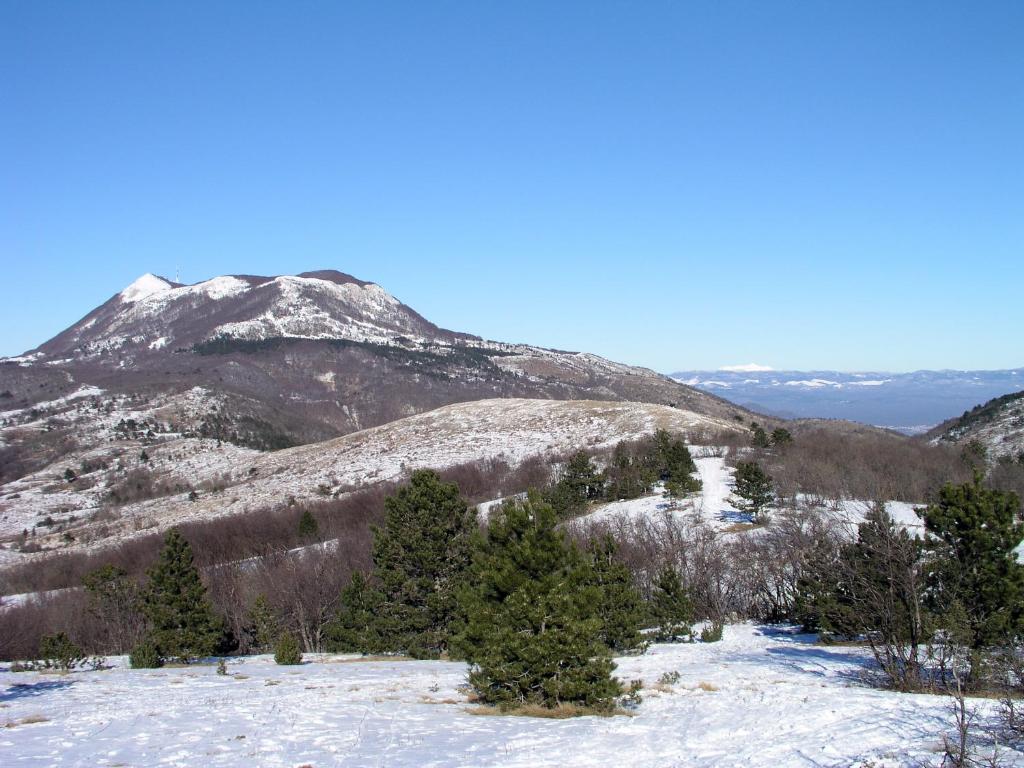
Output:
[
  {"xmin": 696, "ymin": 681, "xmax": 719, "ymax": 692},
  {"xmin": 721, "ymin": 522, "xmax": 757, "ymax": 533},
  {"xmin": 323, "ymin": 654, "xmax": 413, "ymax": 664},
  {"xmin": 4, "ymin": 714, "xmax": 50, "ymax": 728}
]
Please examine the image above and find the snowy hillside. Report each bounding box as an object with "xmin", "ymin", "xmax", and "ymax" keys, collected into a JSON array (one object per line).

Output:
[
  {"xmin": 1, "ymin": 623, "xmax": 1011, "ymax": 767},
  {"xmin": 930, "ymin": 390, "xmax": 1024, "ymax": 460},
  {"xmin": 0, "ymin": 398, "xmax": 740, "ymax": 557}
]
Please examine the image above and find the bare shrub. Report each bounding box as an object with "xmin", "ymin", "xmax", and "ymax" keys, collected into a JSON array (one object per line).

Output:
[{"xmin": 751, "ymin": 426, "xmax": 971, "ymax": 504}]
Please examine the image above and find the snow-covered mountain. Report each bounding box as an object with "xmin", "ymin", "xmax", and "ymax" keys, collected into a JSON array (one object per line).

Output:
[
  {"xmin": 671, "ymin": 367, "xmax": 1024, "ymax": 433},
  {"xmin": 0, "ymin": 270, "xmax": 750, "ymax": 510},
  {"xmin": 1, "ymin": 269, "xmax": 743, "ymax": 442},
  {"xmin": 35, "ymin": 270, "xmax": 471, "ymax": 358}
]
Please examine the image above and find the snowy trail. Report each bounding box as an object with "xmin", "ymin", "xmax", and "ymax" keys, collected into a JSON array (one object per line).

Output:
[
  {"xmin": 693, "ymin": 456, "xmax": 739, "ymax": 523},
  {"xmin": 3, "ymin": 624, "xmax": 1013, "ymax": 767}
]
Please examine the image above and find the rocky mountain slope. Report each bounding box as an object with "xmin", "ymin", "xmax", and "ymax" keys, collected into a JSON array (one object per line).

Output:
[
  {"xmin": 2, "ymin": 270, "xmax": 743, "ymax": 455},
  {"xmin": 0, "ymin": 269, "xmax": 755, "ymax": 558},
  {"xmin": 928, "ymin": 390, "xmax": 1024, "ymax": 460}
]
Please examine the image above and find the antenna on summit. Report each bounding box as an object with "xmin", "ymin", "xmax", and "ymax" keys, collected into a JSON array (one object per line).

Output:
[{"xmin": 175, "ymin": 266, "xmax": 180, "ymax": 284}]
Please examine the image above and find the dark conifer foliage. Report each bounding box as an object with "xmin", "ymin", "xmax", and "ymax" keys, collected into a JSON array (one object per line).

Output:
[
  {"xmin": 456, "ymin": 496, "xmax": 623, "ymax": 710},
  {"xmin": 368, "ymin": 470, "xmax": 478, "ymax": 658},
  {"xmin": 325, "ymin": 571, "xmax": 384, "ymax": 653},
  {"xmin": 922, "ymin": 476, "xmax": 1024, "ymax": 649},
  {"xmin": 140, "ymin": 529, "xmax": 225, "ymax": 662},
  {"xmin": 650, "ymin": 565, "xmax": 694, "ymax": 642},
  {"xmin": 545, "ymin": 450, "xmax": 605, "ymax": 518},
  {"xmin": 733, "ymin": 461, "xmax": 775, "ymax": 522},
  {"xmin": 581, "ymin": 535, "xmax": 646, "ymax": 653},
  {"xmin": 297, "ymin": 509, "xmax": 320, "ymax": 542}
]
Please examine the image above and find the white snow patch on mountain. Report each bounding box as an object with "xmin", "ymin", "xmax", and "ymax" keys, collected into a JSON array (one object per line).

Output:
[
  {"xmin": 783, "ymin": 379, "xmax": 841, "ymax": 388},
  {"xmin": 119, "ymin": 273, "xmax": 173, "ymax": 303},
  {"xmin": 719, "ymin": 363, "xmax": 774, "ymax": 372}
]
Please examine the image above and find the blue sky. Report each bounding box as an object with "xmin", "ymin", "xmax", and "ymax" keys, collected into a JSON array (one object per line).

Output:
[{"xmin": 2, "ymin": 1, "xmax": 1022, "ymax": 372}]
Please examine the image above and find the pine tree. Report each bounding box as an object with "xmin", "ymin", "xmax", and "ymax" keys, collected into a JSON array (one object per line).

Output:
[
  {"xmin": 582, "ymin": 535, "xmax": 646, "ymax": 653},
  {"xmin": 245, "ymin": 594, "xmax": 279, "ymax": 653},
  {"xmin": 650, "ymin": 565, "xmax": 693, "ymax": 641},
  {"xmin": 604, "ymin": 441, "xmax": 657, "ymax": 501},
  {"xmin": 369, "ymin": 470, "xmax": 477, "ymax": 658},
  {"xmin": 456, "ymin": 496, "xmax": 622, "ymax": 711},
  {"xmin": 750, "ymin": 423, "xmax": 771, "ymax": 448},
  {"xmin": 324, "ymin": 571, "xmax": 383, "ymax": 653},
  {"xmin": 660, "ymin": 433, "xmax": 701, "ymax": 498},
  {"xmin": 805, "ymin": 504, "xmax": 927, "ymax": 689},
  {"xmin": 141, "ymin": 529, "xmax": 224, "ymax": 662},
  {"xmin": 297, "ymin": 509, "xmax": 319, "ymax": 542},
  {"xmin": 545, "ymin": 451, "xmax": 604, "ymax": 518},
  {"xmin": 733, "ymin": 461, "xmax": 774, "ymax": 522},
  {"xmin": 770, "ymin": 428, "xmax": 793, "ymax": 448},
  {"xmin": 274, "ymin": 632, "xmax": 303, "ymax": 665},
  {"xmin": 922, "ymin": 476, "xmax": 1024, "ymax": 650}
]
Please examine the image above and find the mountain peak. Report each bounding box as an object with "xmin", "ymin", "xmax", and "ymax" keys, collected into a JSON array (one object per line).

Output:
[
  {"xmin": 719, "ymin": 363, "xmax": 774, "ymax": 373},
  {"xmin": 296, "ymin": 270, "xmax": 373, "ymax": 288},
  {"xmin": 119, "ymin": 273, "xmax": 174, "ymax": 303}
]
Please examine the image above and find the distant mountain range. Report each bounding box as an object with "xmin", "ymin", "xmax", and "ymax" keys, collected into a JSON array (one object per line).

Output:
[{"xmin": 670, "ymin": 367, "xmax": 1024, "ymax": 433}]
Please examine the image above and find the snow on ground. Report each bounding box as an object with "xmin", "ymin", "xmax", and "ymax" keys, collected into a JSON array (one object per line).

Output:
[
  {"xmin": 579, "ymin": 456, "xmax": 746, "ymax": 533},
  {"xmin": 578, "ymin": 454, "xmax": 931, "ymax": 541},
  {"xmin": 1, "ymin": 399, "xmax": 736, "ymax": 558},
  {"xmin": 1, "ymin": 624, "xmax": 1014, "ymax": 767},
  {"xmin": 0, "ymin": 385, "xmax": 105, "ymax": 421}
]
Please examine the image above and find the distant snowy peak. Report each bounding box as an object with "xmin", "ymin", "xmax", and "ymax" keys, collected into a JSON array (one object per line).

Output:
[
  {"xmin": 119, "ymin": 273, "xmax": 174, "ymax": 303},
  {"xmin": 29, "ymin": 269, "xmax": 467, "ymax": 360},
  {"xmin": 719, "ymin": 363, "xmax": 774, "ymax": 373}
]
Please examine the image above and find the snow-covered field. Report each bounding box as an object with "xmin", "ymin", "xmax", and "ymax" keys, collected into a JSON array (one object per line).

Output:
[
  {"xmin": 2, "ymin": 624, "xmax": 1015, "ymax": 767},
  {"xmin": 578, "ymin": 455, "xmax": 927, "ymax": 538}
]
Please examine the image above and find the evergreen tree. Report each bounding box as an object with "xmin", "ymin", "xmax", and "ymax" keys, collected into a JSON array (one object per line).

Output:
[
  {"xmin": 661, "ymin": 434, "xmax": 701, "ymax": 498},
  {"xmin": 128, "ymin": 638, "xmax": 163, "ymax": 669},
  {"xmin": 297, "ymin": 509, "xmax": 319, "ymax": 542},
  {"xmin": 274, "ymin": 632, "xmax": 303, "ymax": 665},
  {"xmin": 794, "ymin": 533, "xmax": 846, "ymax": 633},
  {"xmin": 370, "ymin": 470, "xmax": 478, "ymax": 658},
  {"xmin": 802, "ymin": 504, "xmax": 927, "ymax": 689},
  {"xmin": 39, "ymin": 632, "xmax": 85, "ymax": 671},
  {"xmin": 141, "ymin": 529, "xmax": 224, "ymax": 662},
  {"xmin": 604, "ymin": 441, "xmax": 657, "ymax": 500},
  {"xmin": 545, "ymin": 451, "xmax": 604, "ymax": 518},
  {"xmin": 324, "ymin": 571, "xmax": 384, "ymax": 653},
  {"xmin": 770, "ymin": 428, "xmax": 793, "ymax": 448},
  {"xmin": 649, "ymin": 565, "xmax": 693, "ymax": 641},
  {"xmin": 733, "ymin": 461, "xmax": 774, "ymax": 522},
  {"xmin": 750, "ymin": 423, "xmax": 771, "ymax": 448},
  {"xmin": 922, "ymin": 476, "xmax": 1024, "ymax": 650},
  {"xmin": 456, "ymin": 496, "xmax": 622, "ymax": 710},
  {"xmin": 581, "ymin": 535, "xmax": 646, "ymax": 653},
  {"xmin": 245, "ymin": 594, "xmax": 279, "ymax": 653}
]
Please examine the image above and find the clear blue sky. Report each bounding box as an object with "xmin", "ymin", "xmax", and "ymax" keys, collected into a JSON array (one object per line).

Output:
[{"xmin": 2, "ymin": 1, "xmax": 1022, "ymax": 372}]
